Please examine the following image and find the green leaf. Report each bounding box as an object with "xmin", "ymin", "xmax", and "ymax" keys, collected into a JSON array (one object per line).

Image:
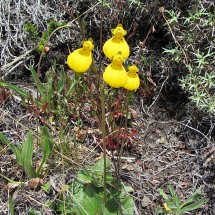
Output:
[
  {"xmin": 179, "ymin": 189, "xmax": 202, "ymax": 209},
  {"xmin": 0, "ymin": 132, "xmax": 22, "ymax": 164},
  {"xmin": 105, "ymin": 183, "xmax": 134, "ymax": 215},
  {"xmin": 0, "ymin": 131, "xmax": 36, "ymax": 178},
  {"xmin": 0, "ymin": 173, "xmax": 22, "ymax": 185},
  {"xmin": 41, "ymin": 183, "xmax": 51, "ymax": 194},
  {"xmin": 168, "ymin": 185, "xmax": 176, "ymax": 198},
  {"xmin": 121, "ymin": 196, "xmax": 134, "ymax": 215},
  {"xmin": 37, "ymin": 126, "xmax": 53, "ymax": 174},
  {"xmin": 13, "ymin": 147, "xmax": 22, "ymax": 166},
  {"xmin": 57, "ymin": 66, "xmax": 65, "ymax": 93},
  {"xmin": 157, "ymin": 208, "xmax": 169, "ymax": 214},
  {"xmin": 77, "ymin": 170, "xmax": 92, "ymax": 184},
  {"xmin": 72, "ymin": 180, "xmax": 85, "ymax": 203},
  {"xmin": 165, "ymin": 200, "xmax": 176, "ymax": 211},
  {"xmin": 66, "ymin": 80, "xmax": 76, "ymax": 98},
  {"xmin": 158, "ymin": 188, "xmax": 168, "ymax": 200},
  {"xmin": 29, "ymin": 66, "xmax": 47, "ymax": 101},
  {"xmin": 174, "ymin": 194, "xmax": 181, "ymax": 208},
  {"xmin": 46, "ymin": 72, "xmax": 54, "ymax": 102},
  {"xmin": 0, "ymin": 82, "xmax": 28, "ymax": 100},
  {"xmin": 105, "ymin": 197, "xmax": 120, "ymax": 214},
  {"xmin": 123, "ymin": 184, "xmax": 134, "ymax": 193},
  {"xmin": 21, "ymin": 130, "xmax": 37, "ymax": 178},
  {"xmin": 69, "ymin": 158, "xmax": 134, "ymax": 215},
  {"xmin": 82, "ymin": 184, "xmax": 103, "ymax": 214},
  {"xmin": 105, "ymin": 196, "xmax": 131, "ymax": 215},
  {"xmin": 119, "ymin": 190, "xmax": 134, "ymax": 215},
  {"xmin": 9, "ymin": 194, "xmax": 15, "ymax": 215},
  {"xmin": 0, "ymin": 132, "xmax": 11, "ymax": 145},
  {"xmin": 92, "ymin": 158, "xmax": 113, "ymax": 183},
  {"xmin": 71, "ymin": 182, "xmax": 101, "ymax": 215},
  {"xmin": 92, "ymin": 158, "xmax": 105, "ymax": 171},
  {"xmin": 179, "ymin": 198, "xmax": 205, "ymax": 213}
]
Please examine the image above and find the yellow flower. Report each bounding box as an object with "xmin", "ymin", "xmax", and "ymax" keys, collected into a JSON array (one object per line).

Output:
[
  {"xmin": 67, "ymin": 38, "xmax": 94, "ymax": 73},
  {"xmin": 103, "ymin": 24, "xmax": 130, "ymax": 60},
  {"xmin": 123, "ymin": 65, "xmax": 140, "ymax": 90},
  {"xmin": 164, "ymin": 202, "xmax": 172, "ymax": 211},
  {"xmin": 103, "ymin": 53, "xmax": 127, "ymax": 88}
]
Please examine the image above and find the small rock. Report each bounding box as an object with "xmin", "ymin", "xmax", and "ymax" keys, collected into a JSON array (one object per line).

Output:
[{"xmin": 142, "ymin": 195, "xmax": 152, "ymax": 207}]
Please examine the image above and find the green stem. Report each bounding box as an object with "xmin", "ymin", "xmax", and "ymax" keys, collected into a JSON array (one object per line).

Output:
[
  {"xmin": 100, "ymin": 84, "xmax": 107, "ymax": 212},
  {"xmin": 97, "ymin": 0, "xmax": 104, "ymax": 90},
  {"xmin": 117, "ymin": 91, "xmax": 132, "ymax": 177},
  {"xmin": 98, "ymin": 1, "xmax": 106, "ymax": 212}
]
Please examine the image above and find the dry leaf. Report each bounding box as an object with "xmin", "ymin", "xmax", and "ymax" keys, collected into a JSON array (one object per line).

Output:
[
  {"xmin": 156, "ymin": 136, "xmax": 167, "ymax": 144},
  {"xmin": 142, "ymin": 196, "xmax": 152, "ymax": 207},
  {"xmin": 159, "ymin": 7, "xmax": 165, "ymax": 13},
  {"xmin": 93, "ymin": 153, "xmax": 104, "ymax": 163},
  {"xmin": 28, "ymin": 178, "xmax": 43, "ymax": 189},
  {"xmin": 122, "ymin": 164, "xmax": 134, "ymax": 171},
  {"xmin": 178, "ymin": 181, "xmax": 189, "ymax": 188},
  {"xmin": 7, "ymin": 183, "xmax": 21, "ymax": 189},
  {"xmin": 129, "ymin": 107, "xmax": 138, "ymax": 118},
  {"xmin": 151, "ymin": 179, "xmax": 160, "ymax": 186},
  {"xmin": 78, "ymin": 145, "xmax": 89, "ymax": 152}
]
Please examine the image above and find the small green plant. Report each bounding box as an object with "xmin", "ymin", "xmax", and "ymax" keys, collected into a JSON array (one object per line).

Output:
[
  {"xmin": 3, "ymin": 5, "xmax": 142, "ymax": 212},
  {"xmin": 23, "ymin": 19, "xmax": 66, "ymax": 52},
  {"xmin": 0, "ymin": 126, "xmax": 53, "ymax": 179},
  {"xmin": 1, "ymin": 62, "xmax": 83, "ymax": 131},
  {"xmin": 158, "ymin": 185, "xmax": 205, "ymax": 214},
  {"xmin": 28, "ymin": 209, "xmax": 42, "ymax": 215},
  {"xmin": 52, "ymin": 157, "xmax": 134, "ymax": 214},
  {"xmin": 161, "ymin": 5, "xmax": 215, "ymax": 114},
  {"xmin": 23, "ymin": 22, "xmax": 39, "ymax": 42},
  {"xmin": 165, "ymin": 9, "xmax": 181, "ymax": 24},
  {"xmin": 29, "ymin": 64, "xmax": 70, "ymax": 112},
  {"xmin": 0, "ymin": 81, "xmax": 29, "ymax": 103}
]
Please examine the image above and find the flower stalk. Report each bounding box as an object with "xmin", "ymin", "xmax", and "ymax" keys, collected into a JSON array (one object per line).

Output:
[
  {"xmin": 117, "ymin": 90, "xmax": 132, "ymax": 177},
  {"xmin": 100, "ymin": 83, "xmax": 107, "ymax": 212}
]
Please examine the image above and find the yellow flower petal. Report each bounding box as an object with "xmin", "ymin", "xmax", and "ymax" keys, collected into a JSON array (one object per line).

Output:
[
  {"xmin": 82, "ymin": 39, "xmax": 94, "ymax": 51},
  {"xmin": 103, "ymin": 54, "xmax": 127, "ymax": 88},
  {"xmin": 124, "ymin": 65, "xmax": 140, "ymax": 90},
  {"xmin": 111, "ymin": 24, "xmax": 127, "ymax": 38},
  {"xmin": 67, "ymin": 39, "xmax": 93, "ymax": 73},
  {"xmin": 164, "ymin": 202, "xmax": 172, "ymax": 211},
  {"xmin": 103, "ymin": 24, "xmax": 129, "ymax": 60}
]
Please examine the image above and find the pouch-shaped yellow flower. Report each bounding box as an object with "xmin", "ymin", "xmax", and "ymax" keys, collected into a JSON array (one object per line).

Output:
[
  {"xmin": 67, "ymin": 39, "xmax": 94, "ymax": 73},
  {"xmin": 103, "ymin": 24, "xmax": 130, "ymax": 60},
  {"xmin": 103, "ymin": 54, "xmax": 127, "ymax": 88},
  {"xmin": 124, "ymin": 65, "xmax": 140, "ymax": 90}
]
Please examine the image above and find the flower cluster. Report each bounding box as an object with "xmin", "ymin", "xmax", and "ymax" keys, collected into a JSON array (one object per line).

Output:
[{"xmin": 66, "ymin": 25, "xmax": 140, "ymax": 90}]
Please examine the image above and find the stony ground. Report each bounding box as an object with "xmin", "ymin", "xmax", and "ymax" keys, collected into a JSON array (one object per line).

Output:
[{"xmin": 0, "ymin": 85, "xmax": 214, "ymax": 214}]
